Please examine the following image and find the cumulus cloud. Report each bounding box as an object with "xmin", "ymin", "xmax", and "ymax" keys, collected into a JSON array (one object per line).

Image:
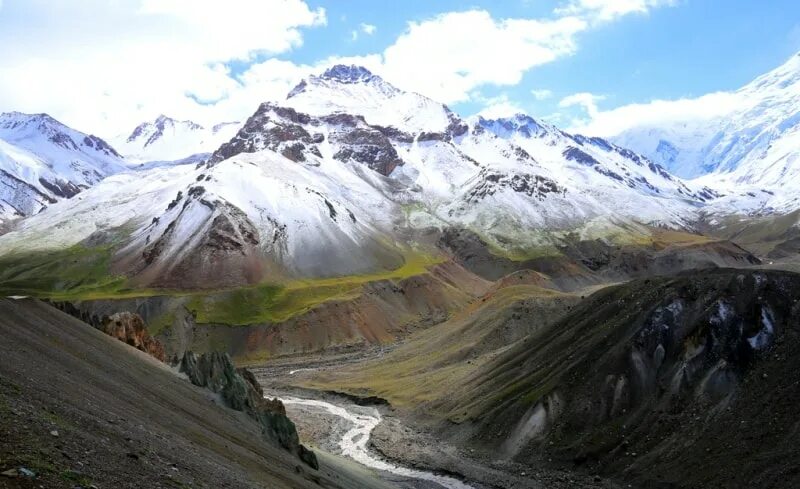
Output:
[
  {"xmin": 474, "ymin": 94, "xmax": 526, "ymax": 119},
  {"xmin": 563, "ymin": 91, "xmax": 745, "ymax": 136},
  {"xmin": 0, "ymin": 1, "xmax": 679, "ymax": 138},
  {"xmin": 0, "ymin": 0, "xmax": 325, "ymax": 136},
  {"xmin": 379, "ymin": 10, "xmax": 586, "ymax": 104},
  {"xmin": 559, "ymin": 92, "xmax": 606, "ymax": 117}
]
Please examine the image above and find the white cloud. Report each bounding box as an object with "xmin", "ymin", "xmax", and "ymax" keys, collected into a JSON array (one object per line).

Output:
[
  {"xmin": 559, "ymin": 92, "xmax": 606, "ymax": 117},
  {"xmin": 564, "ymin": 91, "xmax": 744, "ymax": 136},
  {"xmin": 0, "ymin": 2, "xmax": 679, "ymax": 139},
  {"xmin": 555, "ymin": 0, "xmax": 678, "ymax": 22},
  {"xmin": 0, "ymin": 0, "xmax": 325, "ymax": 136},
  {"xmin": 349, "ymin": 24, "xmax": 375, "ymax": 41},
  {"xmin": 474, "ymin": 93, "xmax": 525, "ymax": 119},
  {"xmin": 531, "ymin": 89, "xmax": 554, "ymax": 100},
  {"xmin": 379, "ymin": 10, "xmax": 587, "ymax": 104}
]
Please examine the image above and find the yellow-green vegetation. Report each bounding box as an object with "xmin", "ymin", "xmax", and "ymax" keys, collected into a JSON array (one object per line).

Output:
[
  {"xmin": 704, "ymin": 209, "xmax": 800, "ymax": 255},
  {"xmin": 480, "ymin": 222, "xmax": 716, "ymax": 263},
  {"xmin": 484, "ymin": 238, "xmax": 560, "ymax": 262},
  {"xmin": 61, "ymin": 470, "xmax": 93, "ymax": 487},
  {"xmin": 147, "ymin": 310, "xmax": 177, "ymax": 336},
  {"xmin": 188, "ymin": 249, "xmax": 443, "ymax": 325},
  {"xmin": 0, "ymin": 245, "xmax": 128, "ymax": 299},
  {"xmin": 303, "ymin": 284, "xmax": 573, "ymax": 413},
  {"xmin": 0, "ymin": 240, "xmax": 446, "ymax": 325}
]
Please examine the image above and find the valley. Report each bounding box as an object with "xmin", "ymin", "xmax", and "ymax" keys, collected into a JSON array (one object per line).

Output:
[{"xmin": 2, "ymin": 48, "xmax": 800, "ymax": 489}]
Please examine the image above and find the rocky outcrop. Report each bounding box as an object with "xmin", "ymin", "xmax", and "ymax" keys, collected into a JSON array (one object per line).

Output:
[
  {"xmin": 329, "ymin": 124, "xmax": 403, "ymax": 176},
  {"xmin": 464, "ymin": 169, "xmax": 563, "ymax": 204},
  {"xmin": 101, "ymin": 312, "xmax": 167, "ymax": 362},
  {"xmin": 208, "ymin": 103, "xmax": 323, "ymax": 165},
  {"xmin": 178, "ymin": 351, "xmax": 319, "ymax": 470},
  {"xmin": 49, "ymin": 302, "xmax": 167, "ymax": 362}
]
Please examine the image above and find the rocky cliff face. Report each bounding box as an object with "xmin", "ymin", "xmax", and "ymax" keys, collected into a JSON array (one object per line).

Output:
[
  {"xmin": 101, "ymin": 312, "xmax": 167, "ymax": 362},
  {"xmin": 178, "ymin": 351, "xmax": 318, "ymax": 469}
]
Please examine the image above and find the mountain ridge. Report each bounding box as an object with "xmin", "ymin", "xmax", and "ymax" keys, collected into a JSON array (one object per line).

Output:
[{"xmin": 0, "ymin": 111, "xmax": 128, "ymax": 225}]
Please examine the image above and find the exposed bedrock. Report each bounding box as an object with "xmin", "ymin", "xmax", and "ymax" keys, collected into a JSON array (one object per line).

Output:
[{"xmin": 178, "ymin": 351, "xmax": 319, "ymax": 469}]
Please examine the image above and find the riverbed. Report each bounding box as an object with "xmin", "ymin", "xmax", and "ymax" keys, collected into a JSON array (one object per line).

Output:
[{"xmin": 274, "ymin": 394, "xmax": 475, "ymax": 489}]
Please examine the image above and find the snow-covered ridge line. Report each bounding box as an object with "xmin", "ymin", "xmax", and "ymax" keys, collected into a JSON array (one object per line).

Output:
[
  {"xmin": 0, "ymin": 62, "xmax": 787, "ymax": 286},
  {"xmin": 613, "ymin": 51, "xmax": 800, "ymax": 215},
  {"xmin": 112, "ymin": 114, "xmax": 241, "ymax": 164},
  {"xmin": 0, "ymin": 111, "xmax": 128, "ymax": 224}
]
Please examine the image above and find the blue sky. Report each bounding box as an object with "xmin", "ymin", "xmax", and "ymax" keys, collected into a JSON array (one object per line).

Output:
[
  {"xmin": 284, "ymin": 0, "xmax": 800, "ymax": 123},
  {"xmin": 1, "ymin": 0, "xmax": 799, "ymax": 136}
]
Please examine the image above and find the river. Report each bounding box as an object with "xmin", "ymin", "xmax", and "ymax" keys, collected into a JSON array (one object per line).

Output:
[{"xmin": 277, "ymin": 395, "xmax": 474, "ymax": 489}]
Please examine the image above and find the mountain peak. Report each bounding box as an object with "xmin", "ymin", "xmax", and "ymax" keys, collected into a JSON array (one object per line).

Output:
[
  {"xmin": 477, "ymin": 113, "xmax": 548, "ymax": 138},
  {"xmin": 1, "ymin": 111, "xmax": 67, "ymax": 130},
  {"xmin": 155, "ymin": 114, "xmax": 174, "ymax": 124},
  {"xmin": 320, "ymin": 65, "xmax": 378, "ymax": 83}
]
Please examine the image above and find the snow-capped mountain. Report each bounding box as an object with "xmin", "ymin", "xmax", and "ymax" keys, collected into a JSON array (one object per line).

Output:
[
  {"xmin": 113, "ymin": 115, "xmax": 241, "ymax": 163},
  {"xmin": 286, "ymin": 65, "xmax": 460, "ymax": 134},
  {"xmin": 0, "ymin": 112, "xmax": 127, "ymax": 225},
  {"xmin": 0, "ymin": 66, "xmax": 712, "ymax": 286},
  {"xmin": 614, "ymin": 52, "xmax": 800, "ymax": 213}
]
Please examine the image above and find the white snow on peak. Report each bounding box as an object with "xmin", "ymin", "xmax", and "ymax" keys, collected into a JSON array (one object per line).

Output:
[
  {"xmin": 0, "ymin": 112, "xmax": 128, "ymax": 223},
  {"xmin": 0, "ymin": 111, "xmax": 126, "ymax": 177},
  {"xmin": 613, "ymin": 51, "xmax": 800, "ymax": 215},
  {"xmin": 113, "ymin": 115, "xmax": 241, "ymax": 164},
  {"xmin": 285, "ymin": 65, "xmax": 454, "ymax": 134}
]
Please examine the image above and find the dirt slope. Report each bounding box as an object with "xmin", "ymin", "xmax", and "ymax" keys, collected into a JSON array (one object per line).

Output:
[{"xmin": 0, "ymin": 298, "xmax": 392, "ymax": 489}]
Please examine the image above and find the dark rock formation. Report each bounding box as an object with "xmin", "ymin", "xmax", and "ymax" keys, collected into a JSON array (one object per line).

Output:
[
  {"xmin": 38, "ymin": 177, "xmax": 81, "ymax": 199},
  {"xmin": 465, "ymin": 169, "xmax": 563, "ymax": 204},
  {"xmin": 178, "ymin": 351, "xmax": 319, "ymax": 470},
  {"xmin": 330, "ymin": 125, "xmax": 403, "ymax": 176},
  {"xmin": 208, "ymin": 103, "xmax": 322, "ymax": 165},
  {"xmin": 562, "ymin": 146, "xmax": 600, "ymax": 167}
]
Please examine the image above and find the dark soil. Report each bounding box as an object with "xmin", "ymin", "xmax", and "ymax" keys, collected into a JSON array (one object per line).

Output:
[{"xmin": 0, "ymin": 299, "xmax": 390, "ymax": 489}]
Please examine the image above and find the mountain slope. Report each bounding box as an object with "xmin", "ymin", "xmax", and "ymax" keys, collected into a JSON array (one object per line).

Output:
[
  {"xmin": 0, "ymin": 112, "xmax": 127, "ymax": 225},
  {"xmin": 113, "ymin": 115, "xmax": 240, "ymax": 163},
  {"xmin": 304, "ymin": 269, "xmax": 800, "ymax": 489},
  {"xmin": 614, "ymin": 52, "xmax": 800, "ymax": 215},
  {"xmin": 0, "ymin": 298, "xmax": 393, "ymax": 489},
  {"xmin": 0, "ymin": 66, "xmax": 715, "ymax": 294}
]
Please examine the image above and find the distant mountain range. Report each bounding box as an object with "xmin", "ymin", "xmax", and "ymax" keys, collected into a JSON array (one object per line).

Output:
[
  {"xmin": 0, "ymin": 64, "xmax": 719, "ymax": 287},
  {"xmin": 614, "ymin": 52, "xmax": 800, "ymax": 214},
  {"xmin": 0, "ymin": 55, "xmax": 798, "ymax": 286},
  {"xmin": 0, "ymin": 112, "xmax": 126, "ymax": 225},
  {"xmin": 112, "ymin": 115, "xmax": 241, "ymax": 163}
]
